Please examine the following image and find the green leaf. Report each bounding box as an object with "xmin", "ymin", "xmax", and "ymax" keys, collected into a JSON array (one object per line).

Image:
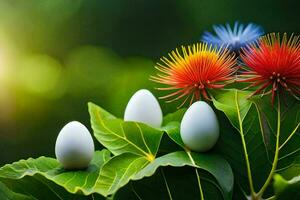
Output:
[
  {"xmin": 135, "ymin": 151, "xmax": 233, "ymax": 198},
  {"xmin": 251, "ymin": 93, "xmax": 300, "ymax": 172},
  {"xmin": 273, "ymin": 174, "xmax": 300, "ymax": 199},
  {"xmin": 0, "ymin": 150, "xmax": 110, "ymax": 199},
  {"xmin": 116, "ymin": 166, "xmax": 227, "ymax": 200},
  {"xmin": 162, "ymin": 108, "xmax": 186, "ymax": 125},
  {"xmin": 160, "ymin": 109, "xmax": 187, "ymax": 149},
  {"xmin": 273, "ymin": 156, "xmax": 300, "ymax": 199},
  {"xmin": 212, "ymin": 89, "xmax": 252, "ymax": 130},
  {"xmin": 114, "ymin": 151, "xmax": 233, "ymax": 200},
  {"xmin": 0, "ymin": 181, "xmax": 33, "ymax": 200},
  {"xmin": 212, "ymin": 89, "xmax": 300, "ymax": 198},
  {"xmin": 212, "ymin": 89, "xmax": 271, "ymax": 197},
  {"xmin": 254, "ymin": 94, "xmax": 300, "ymax": 181},
  {"xmin": 94, "ymin": 153, "xmax": 149, "ymax": 196},
  {"xmin": 161, "ymin": 121, "xmax": 185, "ymax": 148},
  {"xmin": 278, "ymin": 156, "xmax": 300, "ymax": 180},
  {"xmin": 88, "ymin": 102, "xmax": 164, "ymax": 160}
]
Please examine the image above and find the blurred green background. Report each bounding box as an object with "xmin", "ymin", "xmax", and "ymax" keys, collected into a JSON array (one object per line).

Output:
[{"xmin": 0, "ymin": 0, "xmax": 299, "ymax": 165}]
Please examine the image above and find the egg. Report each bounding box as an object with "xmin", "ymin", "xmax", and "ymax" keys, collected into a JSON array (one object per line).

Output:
[
  {"xmin": 124, "ymin": 89, "xmax": 163, "ymax": 127},
  {"xmin": 55, "ymin": 121, "xmax": 94, "ymax": 169},
  {"xmin": 180, "ymin": 101, "xmax": 219, "ymax": 152}
]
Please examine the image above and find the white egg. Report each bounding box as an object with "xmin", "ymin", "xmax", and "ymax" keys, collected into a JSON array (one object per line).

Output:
[
  {"xmin": 55, "ymin": 121, "xmax": 94, "ymax": 169},
  {"xmin": 180, "ymin": 101, "xmax": 219, "ymax": 152},
  {"xmin": 124, "ymin": 89, "xmax": 163, "ymax": 128}
]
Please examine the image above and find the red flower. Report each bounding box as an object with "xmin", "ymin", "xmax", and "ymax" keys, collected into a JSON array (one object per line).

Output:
[
  {"xmin": 150, "ymin": 43, "xmax": 237, "ymax": 108},
  {"xmin": 240, "ymin": 33, "xmax": 300, "ymax": 103}
]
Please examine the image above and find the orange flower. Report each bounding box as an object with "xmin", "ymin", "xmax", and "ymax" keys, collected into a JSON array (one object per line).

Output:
[
  {"xmin": 151, "ymin": 43, "xmax": 237, "ymax": 108},
  {"xmin": 240, "ymin": 33, "xmax": 300, "ymax": 103}
]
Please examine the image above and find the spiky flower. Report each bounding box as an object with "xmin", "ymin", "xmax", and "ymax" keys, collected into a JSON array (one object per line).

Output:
[
  {"xmin": 201, "ymin": 22, "xmax": 264, "ymax": 52},
  {"xmin": 240, "ymin": 33, "xmax": 300, "ymax": 103},
  {"xmin": 150, "ymin": 43, "xmax": 237, "ymax": 108}
]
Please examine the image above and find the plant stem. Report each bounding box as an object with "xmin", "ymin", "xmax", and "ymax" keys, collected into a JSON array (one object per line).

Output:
[
  {"xmin": 240, "ymin": 130, "xmax": 256, "ymax": 198},
  {"xmin": 235, "ymin": 91, "xmax": 256, "ymax": 198},
  {"xmin": 131, "ymin": 183, "xmax": 143, "ymax": 200},
  {"xmin": 161, "ymin": 168, "xmax": 173, "ymax": 200},
  {"xmin": 266, "ymin": 195, "xmax": 276, "ymax": 200},
  {"xmin": 279, "ymin": 122, "xmax": 300, "ymax": 150},
  {"xmin": 195, "ymin": 168, "xmax": 204, "ymax": 200},
  {"xmin": 186, "ymin": 150, "xmax": 204, "ymax": 200},
  {"xmin": 256, "ymin": 96, "xmax": 281, "ymax": 199}
]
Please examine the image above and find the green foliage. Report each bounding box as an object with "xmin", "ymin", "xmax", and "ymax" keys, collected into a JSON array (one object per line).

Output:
[
  {"xmin": 88, "ymin": 102, "xmax": 163, "ymax": 159},
  {"xmin": 0, "ymin": 150, "xmax": 110, "ymax": 199},
  {"xmin": 0, "ymin": 89, "xmax": 299, "ymax": 199},
  {"xmin": 273, "ymin": 174, "xmax": 300, "ymax": 199},
  {"xmin": 0, "ymin": 102, "xmax": 234, "ymax": 199},
  {"xmin": 273, "ymin": 156, "xmax": 300, "ymax": 199},
  {"xmin": 212, "ymin": 90, "xmax": 270, "ymax": 194},
  {"xmin": 0, "ymin": 181, "xmax": 33, "ymax": 200},
  {"xmin": 212, "ymin": 89, "xmax": 300, "ymax": 199},
  {"xmin": 95, "ymin": 153, "xmax": 149, "ymax": 196},
  {"xmin": 133, "ymin": 151, "xmax": 233, "ymax": 200}
]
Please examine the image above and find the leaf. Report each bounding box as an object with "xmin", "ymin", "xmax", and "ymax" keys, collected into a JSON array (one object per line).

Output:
[
  {"xmin": 0, "ymin": 150, "xmax": 110, "ymax": 199},
  {"xmin": 161, "ymin": 121, "xmax": 185, "ymax": 148},
  {"xmin": 162, "ymin": 108, "xmax": 186, "ymax": 125},
  {"xmin": 116, "ymin": 167, "xmax": 226, "ymax": 200},
  {"xmin": 88, "ymin": 102, "xmax": 164, "ymax": 160},
  {"xmin": 252, "ymin": 93, "xmax": 300, "ymax": 172},
  {"xmin": 0, "ymin": 149, "xmax": 150, "ymax": 198},
  {"xmin": 160, "ymin": 109, "xmax": 187, "ymax": 149},
  {"xmin": 135, "ymin": 151, "xmax": 233, "ymax": 198},
  {"xmin": 273, "ymin": 156, "xmax": 300, "ymax": 199},
  {"xmin": 273, "ymin": 174, "xmax": 300, "ymax": 199},
  {"xmin": 114, "ymin": 151, "xmax": 233, "ymax": 200},
  {"xmin": 94, "ymin": 153, "xmax": 149, "ymax": 196},
  {"xmin": 212, "ymin": 89, "xmax": 252, "ymax": 130},
  {"xmin": 253, "ymin": 94, "xmax": 300, "ymax": 177},
  {"xmin": 212, "ymin": 89, "xmax": 300, "ymax": 198},
  {"xmin": 0, "ymin": 181, "xmax": 33, "ymax": 200},
  {"xmin": 278, "ymin": 156, "xmax": 300, "ymax": 180},
  {"xmin": 212, "ymin": 89, "xmax": 272, "ymax": 197}
]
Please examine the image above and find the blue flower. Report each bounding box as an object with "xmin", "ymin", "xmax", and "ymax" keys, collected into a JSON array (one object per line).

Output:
[{"xmin": 201, "ymin": 22, "xmax": 264, "ymax": 51}]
